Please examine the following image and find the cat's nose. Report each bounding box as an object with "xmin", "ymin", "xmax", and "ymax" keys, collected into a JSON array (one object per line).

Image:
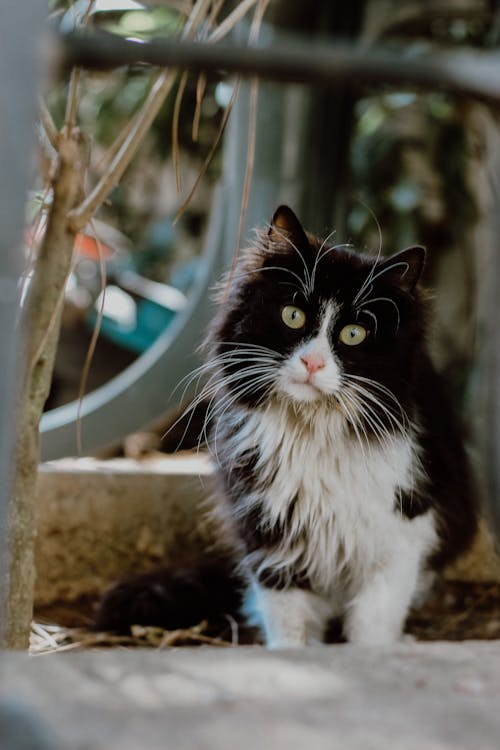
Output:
[{"xmin": 300, "ymin": 353, "xmax": 325, "ymax": 374}]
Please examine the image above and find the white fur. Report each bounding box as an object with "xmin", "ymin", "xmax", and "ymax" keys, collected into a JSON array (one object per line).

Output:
[
  {"xmin": 229, "ymin": 404, "xmax": 437, "ymax": 646},
  {"xmin": 245, "ymin": 583, "xmax": 332, "ymax": 648},
  {"xmin": 278, "ymin": 302, "xmax": 342, "ymax": 402},
  {"xmin": 219, "ymin": 306, "xmax": 438, "ymax": 647}
]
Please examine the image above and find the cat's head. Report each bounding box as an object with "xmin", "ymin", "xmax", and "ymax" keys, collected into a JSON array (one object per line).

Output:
[{"xmin": 208, "ymin": 205, "xmax": 426, "ymax": 420}]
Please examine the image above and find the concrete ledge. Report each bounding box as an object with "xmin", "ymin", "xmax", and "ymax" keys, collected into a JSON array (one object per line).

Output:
[
  {"xmin": 34, "ymin": 454, "xmax": 500, "ymax": 607},
  {"xmin": 2, "ymin": 642, "xmax": 500, "ymax": 749},
  {"xmin": 35, "ymin": 454, "xmax": 218, "ymax": 605}
]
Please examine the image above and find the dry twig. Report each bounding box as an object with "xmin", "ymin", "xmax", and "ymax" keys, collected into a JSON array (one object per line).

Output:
[
  {"xmin": 172, "ymin": 71, "xmax": 189, "ymax": 192},
  {"xmin": 38, "ymin": 96, "xmax": 59, "ymax": 151},
  {"xmin": 68, "ymin": 0, "xmax": 215, "ymax": 231},
  {"xmin": 75, "ymin": 220, "xmax": 107, "ymax": 454}
]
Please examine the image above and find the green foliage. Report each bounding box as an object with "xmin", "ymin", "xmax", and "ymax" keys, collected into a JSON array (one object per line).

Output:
[
  {"xmin": 346, "ymin": 8, "xmax": 500, "ymax": 254},
  {"xmin": 104, "ymin": 6, "xmax": 181, "ymax": 38},
  {"xmin": 348, "ymin": 90, "xmax": 476, "ymax": 253},
  {"xmin": 45, "ymin": 2, "xmax": 225, "ymax": 253}
]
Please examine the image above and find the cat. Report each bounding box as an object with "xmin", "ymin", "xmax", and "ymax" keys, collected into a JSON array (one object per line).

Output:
[{"xmin": 95, "ymin": 205, "xmax": 477, "ymax": 647}]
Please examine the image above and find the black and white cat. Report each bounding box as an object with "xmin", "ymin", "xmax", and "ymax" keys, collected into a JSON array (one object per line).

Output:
[{"xmin": 96, "ymin": 205, "xmax": 477, "ymax": 647}]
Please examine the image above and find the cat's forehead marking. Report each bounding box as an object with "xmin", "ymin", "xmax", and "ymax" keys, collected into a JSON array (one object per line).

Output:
[{"xmin": 318, "ymin": 300, "xmax": 341, "ymax": 336}]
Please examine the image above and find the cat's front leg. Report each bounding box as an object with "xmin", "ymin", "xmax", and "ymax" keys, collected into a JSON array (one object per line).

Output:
[
  {"xmin": 247, "ymin": 580, "xmax": 332, "ymax": 648},
  {"xmin": 344, "ymin": 537, "xmax": 428, "ymax": 645}
]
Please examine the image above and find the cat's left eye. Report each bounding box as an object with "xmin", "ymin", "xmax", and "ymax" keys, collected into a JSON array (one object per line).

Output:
[
  {"xmin": 281, "ymin": 305, "xmax": 306, "ymax": 329},
  {"xmin": 339, "ymin": 324, "xmax": 367, "ymax": 346}
]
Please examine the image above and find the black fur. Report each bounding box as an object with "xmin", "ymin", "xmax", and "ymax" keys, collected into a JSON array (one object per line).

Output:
[
  {"xmin": 94, "ymin": 555, "xmax": 243, "ymax": 634},
  {"xmin": 95, "ymin": 206, "xmax": 477, "ymax": 637}
]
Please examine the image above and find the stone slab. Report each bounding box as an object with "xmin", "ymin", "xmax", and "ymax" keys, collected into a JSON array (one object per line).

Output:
[
  {"xmin": 34, "ymin": 455, "xmax": 218, "ymax": 605},
  {"xmin": 34, "ymin": 455, "xmax": 500, "ymax": 607},
  {"xmin": 1, "ymin": 642, "xmax": 500, "ymax": 750}
]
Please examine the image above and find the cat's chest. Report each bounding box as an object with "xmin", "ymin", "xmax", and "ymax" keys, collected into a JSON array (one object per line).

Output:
[
  {"xmin": 229, "ymin": 406, "xmax": 415, "ymax": 515},
  {"xmin": 224, "ymin": 405, "xmax": 422, "ymax": 589}
]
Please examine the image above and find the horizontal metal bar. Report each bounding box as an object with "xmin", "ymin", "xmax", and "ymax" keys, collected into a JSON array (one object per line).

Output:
[{"xmin": 56, "ymin": 28, "xmax": 500, "ymax": 102}]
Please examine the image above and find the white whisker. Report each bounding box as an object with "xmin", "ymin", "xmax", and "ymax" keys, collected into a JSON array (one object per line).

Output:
[
  {"xmin": 232, "ymin": 264, "xmax": 309, "ymax": 298},
  {"xmin": 352, "ymin": 200, "xmax": 384, "ymax": 307},
  {"xmin": 357, "ymin": 307, "xmax": 378, "ymax": 336},
  {"xmin": 353, "ymin": 283, "xmax": 373, "ymax": 308},
  {"xmin": 210, "ymin": 372, "xmax": 277, "ymax": 464},
  {"xmin": 335, "ymin": 390, "xmax": 372, "ymax": 466},
  {"xmin": 345, "ymin": 393, "xmax": 399, "ymax": 455},
  {"xmin": 362, "ymin": 260, "xmax": 409, "ymax": 290},
  {"xmin": 267, "ymin": 224, "xmax": 312, "ymax": 296},
  {"xmin": 356, "ymin": 296, "xmax": 401, "ymax": 331},
  {"xmin": 310, "ymin": 228, "xmax": 336, "ymax": 292},
  {"xmin": 345, "ymin": 383, "xmax": 408, "ymax": 442}
]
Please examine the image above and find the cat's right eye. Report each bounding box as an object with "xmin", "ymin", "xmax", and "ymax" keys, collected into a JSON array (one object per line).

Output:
[
  {"xmin": 339, "ymin": 324, "xmax": 367, "ymax": 346},
  {"xmin": 281, "ymin": 305, "xmax": 306, "ymax": 330}
]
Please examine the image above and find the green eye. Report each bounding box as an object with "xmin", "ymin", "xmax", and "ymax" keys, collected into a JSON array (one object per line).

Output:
[
  {"xmin": 339, "ymin": 324, "xmax": 367, "ymax": 346},
  {"xmin": 281, "ymin": 305, "xmax": 306, "ymax": 329}
]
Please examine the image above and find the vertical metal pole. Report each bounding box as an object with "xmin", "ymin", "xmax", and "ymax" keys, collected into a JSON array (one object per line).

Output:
[{"xmin": 0, "ymin": 2, "xmax": 43, "ymax": 642}]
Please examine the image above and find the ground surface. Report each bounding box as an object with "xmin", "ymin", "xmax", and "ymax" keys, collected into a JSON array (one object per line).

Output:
[
  {"xmin": 32, "ymin": 579, "xmax": 500, "ymax": 652},
  {"xmin": 2, "ymin": 642, "xmax": 500, "ymax": 750}
]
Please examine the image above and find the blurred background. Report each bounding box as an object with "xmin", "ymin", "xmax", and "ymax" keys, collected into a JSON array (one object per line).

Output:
[{"xmin": 34, "ymin": 0, "xmax": 500, "ymax": 463}]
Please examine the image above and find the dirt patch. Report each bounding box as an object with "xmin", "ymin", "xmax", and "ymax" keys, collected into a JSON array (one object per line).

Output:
[{"xmin": 406, "ymin": 579, "xmax": 500, "ymax": 641}]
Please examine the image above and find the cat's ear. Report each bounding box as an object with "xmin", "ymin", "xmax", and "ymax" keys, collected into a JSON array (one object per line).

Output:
[
  {"xmin": 268, "ymin": 205, "xmax": 309, "ymax": 248},
  {"xmin": 378, "ymin": 245, "xmax": 426, "ymax": 294}
]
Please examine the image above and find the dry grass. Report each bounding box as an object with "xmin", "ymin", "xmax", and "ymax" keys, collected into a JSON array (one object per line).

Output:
[
  {"xmin": 30, "ymin": 579, "xmax": 500, "ymax": 655},
  {"xmin": 30, "ymin": 620, "xmax": 238, "ymax": 655}
]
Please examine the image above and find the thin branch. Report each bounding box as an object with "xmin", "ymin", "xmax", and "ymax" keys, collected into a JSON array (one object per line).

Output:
[
  {"xmin": 173, "ymin": 79, "xmax": 239, "ymax": 224},
  {"xmin": 172, "ymin": 0, "xmax": 243, "ymax": 200},
  {"xmin": 82, "ymin": 0, "xmax": 97, "ymax": 23},
  {"xmin": 249, "ymin": 0, "xmax": 271, "ymax": 43},
  {"xmin": 64, "ymin": 1, "xmax": 97, "ymax": 134},
  {"xmin": 173, "ymin": 0, "xmax": 268, "ymax": 219},
  {"xmin": 68, "ymin": 0, "xmax": 214, "ymax": 232},
  {"xmin": 76, "ymin": 221, "xmax": 107, "ymax": 455},
  {"xmin": 87, "ymin": 0, "xmax": 208, "ymax": 186},
  {"xmin": 172, "ymin": 71, "xmax": 189, "ymax": 192},
  {"xmin": 38, "ymin": 96, "xmax": 59, "ymax": 151},
  {"xmin": 94, "ymin": 72, "xmax": 141, "ymax": 174},
  {"xmin": 183, "ymin": 0, "xmax": 213, "ymax": 39},
  {"xmin": 68, "ymin": 68, "xmax": 178, "ymax": 231},
  {"xmin": 192, "ymin": 72, "xmax": 207, "ymax": 142},
  {"xmin": 208, "ymin": 0, "xmax": 259, "ymax": 43},
  {"xmin": 208, "ymin": 0, "xmax": 225, "ymax": 29},
  {"xmin": 24, "ymin": 138, "xmax": 84, "ymax": 370},
  {"xmin": 64, "ymin": 67, "xmax": 81, "ymax": 132}
]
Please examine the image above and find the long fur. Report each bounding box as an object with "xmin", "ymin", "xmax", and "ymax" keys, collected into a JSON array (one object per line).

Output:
[{"xmin": 96, "ymin": 206, "xmax": 477, "ymax": 646}]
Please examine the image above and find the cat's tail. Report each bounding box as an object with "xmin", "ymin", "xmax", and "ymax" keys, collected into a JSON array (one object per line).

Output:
[{"xmin": 93, "ymin": 552, "xmax": 245, "ymax": 635}]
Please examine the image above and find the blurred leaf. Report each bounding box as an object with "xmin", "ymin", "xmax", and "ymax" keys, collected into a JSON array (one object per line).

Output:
[
  {"xmin": 390, "ymin": 182, "xmax": 421, "ymax": 213},
  {"xmin": 383, "ymin": 92, "xmax": 417, "ymax": 110},
  {"xmin": 357, "ymin": 102, "xmax": 385, "ymax": 137},
  {"xmin": 103, "ymin": 5, "xmax": 181, "ymax": 37}
]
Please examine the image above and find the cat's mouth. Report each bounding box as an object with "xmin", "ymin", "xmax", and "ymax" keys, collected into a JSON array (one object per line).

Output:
[
  {"xmin": 282, "ymin": 377, "xmax": 329, "ymax": 403},
  {"xmin": 293, "ymin": 374, "xmax": 323, "ymax": 390}
]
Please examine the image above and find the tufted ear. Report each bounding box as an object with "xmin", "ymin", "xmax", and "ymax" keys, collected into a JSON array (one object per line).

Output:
[
  {"xmin": 377, "ymin": 245, "xmax": 426, "ymax": 294},
  {"xmin": 268, "ymin": 205, "xmax": 309, "ymax": 249}
]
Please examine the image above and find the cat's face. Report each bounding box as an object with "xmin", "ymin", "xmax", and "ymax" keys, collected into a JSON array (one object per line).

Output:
[{"xmin": 210, "ymin": 206, "xmax": 425, "ymax": 421}]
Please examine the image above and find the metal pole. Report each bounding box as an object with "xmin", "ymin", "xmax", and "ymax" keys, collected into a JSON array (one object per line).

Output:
[
  {"xmin": 57, "ymin": 29, "xmax": 500, "ymax": 103},
  {"xmin": 0, "ymin": 2, "xmax": 43, "ymax": 640}
]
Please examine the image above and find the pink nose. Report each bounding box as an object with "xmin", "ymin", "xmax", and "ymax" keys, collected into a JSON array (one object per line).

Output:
[{"xmin": 300, "ymin": 353, "xmax": 325, "ymax": 375}]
